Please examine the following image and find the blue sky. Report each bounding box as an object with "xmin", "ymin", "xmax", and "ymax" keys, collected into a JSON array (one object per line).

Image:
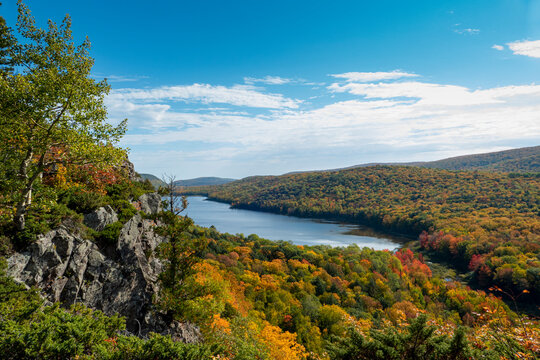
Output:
[{"xmin": 3, "ymin": 0, "xmax": 540, "ymax": 178}]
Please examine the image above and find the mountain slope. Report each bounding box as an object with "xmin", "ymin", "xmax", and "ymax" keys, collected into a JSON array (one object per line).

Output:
[
  {"xmin": 409, "ymin": 145, "xmax": 540, "ymax": 172},
  {"xmin": 174, "ymin": 177, "xmax": 236, "ymax": 187},
  {"xmin": 139, "ymin": 173, "xmax": 167, "ymax": 189},
  {"xmin": 183, "ymin": 165, "xmax": 540, "ymax": 298}
]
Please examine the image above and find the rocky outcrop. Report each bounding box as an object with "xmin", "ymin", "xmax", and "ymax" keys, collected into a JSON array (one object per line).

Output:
[
  {"xmin": 83, "ymin": 205, "xmax": 118, "ymax": 231},
  {"xmin": 137, "ymin": 193, "xmax": 162, "ymax": 215},
  {"xmin": 120, "ymin": 159, "xmax": 141, "ymax": 182},
  {"xmin": 7, "ymin": 201, "xmax": 200, "ymax": 342}
]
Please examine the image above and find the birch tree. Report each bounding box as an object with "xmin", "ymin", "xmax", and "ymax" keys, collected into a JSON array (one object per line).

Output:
[{"xmin": 0, "ymin": 1, "xmax": 127, "ymax": 230}]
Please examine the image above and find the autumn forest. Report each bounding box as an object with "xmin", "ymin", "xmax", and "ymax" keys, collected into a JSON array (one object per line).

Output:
[{"xmin": 0, "ymin": 1, "xmax": 539, "ymax": 359}]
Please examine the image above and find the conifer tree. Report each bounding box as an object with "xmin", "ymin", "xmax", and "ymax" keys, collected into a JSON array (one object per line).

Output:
[
  {"xmin": 331, "ymin": 315, "xmax": 480, "ymax": 360},
  {"xmin": 155, "ymin": 178, "xmax": 208, "ymax": 320}
]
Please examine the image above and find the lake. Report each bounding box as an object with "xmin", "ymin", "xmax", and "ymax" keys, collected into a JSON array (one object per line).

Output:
[{"xmin": 185, "ymin": 196, "xmax": 408, "ymax": 250}]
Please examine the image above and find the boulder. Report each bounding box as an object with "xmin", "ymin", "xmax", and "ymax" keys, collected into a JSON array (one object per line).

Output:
[
  {"xmin": 84, "ymin": 205, "xmax": 118, "ymax": 231},
  {"xmin": 137, "ymin": 193, "xmax": 162, "ymax": 215},
  {"xmin": 7, "ymin": 214, "xmax": 199, "ymax": 342}
]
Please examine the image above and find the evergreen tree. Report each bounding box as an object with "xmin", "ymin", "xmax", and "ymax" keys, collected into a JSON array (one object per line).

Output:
[
  {"xmin": 330, "ymin": 315, "xmax": 489, "ymax": 360},
  {"xmin": 155, "ymin": 193, "xmax": 208, "ymax": 320}
]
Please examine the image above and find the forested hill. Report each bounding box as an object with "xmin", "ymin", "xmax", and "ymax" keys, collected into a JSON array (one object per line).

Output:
[
  {"xmin": 139, "ymin": 173, "xmax": 167, "ymax": 189},
  {"xmin": 408, "ymin": 145, "xmax": 540, "ymax": 172},
  {"xmin": 174, "ymin": 176, "xmax": 236, "ymax": 187},
  {"xmin": 182, "ymin": 165, "xmax": 540, "ymax": 298},
  {"xmin": 2, "ymin": 2, "xmax": 539, "ymax": 358},
  {"xmin": 139, "ymin": 175, "xmax": 237, "ymax": 188},
  {"xmin": 298, "ymin": 145, "xmax": 540, "ymax": 174}
]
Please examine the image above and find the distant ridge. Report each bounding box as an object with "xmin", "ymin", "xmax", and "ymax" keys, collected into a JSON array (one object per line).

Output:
[
  {"xmin": 407, "ymin": 145, "xmax": 539, "ymax": 172},
  {"xmin": 285, "ymin": 145, "xmax": 539, "ymax": 174},
  {"xmin": 139, "ymin": 173, "xmax": 167, "ymax": 189},
  {"xmin": 174, "ymin": 177, "xmax": 236, "ymax": 187},
  {"xmin": 140, "ymin": 174, "xmax": 237, "ymax": 188}
]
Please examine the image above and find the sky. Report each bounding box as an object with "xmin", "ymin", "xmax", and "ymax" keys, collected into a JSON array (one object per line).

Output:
[{"xmin": 2, "ymin": 0, "xmax": 540, "ymax": 179}]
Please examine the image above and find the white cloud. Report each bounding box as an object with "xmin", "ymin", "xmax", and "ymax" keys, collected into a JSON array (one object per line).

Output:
[
  {"xmin": 244, "ymin": 76, "xmax": 292, "ymax": 85},
  {"xmin": 454, "ymin": 28, "xmax": 480, "ymax": 35},
  {"xmin": 329, "ymin": 80, "xmax": 540, "ymax": 106},
  {"xmin": 331, "ymin": 71, "xmax": 418, "ymax": 82},
  {"xmin": 92, "ymin": 74, "xmax": 148, "ymax": 82},
  {"xmin": 492, "ymin": 44, "xmax": 504, "ymax": 51},
  {"xmin": 329, "ymin": 81, "xmax": 503, "ymax": 106},
  {"xmin": 119, "ymin": 83, "xmax": 540, "ymax": 148},
  {"xmin": 507, "ymin": 40, "xmax": 540, "ymax": 58},
  {"xmin": 109, "ymin": 83, "xmax": 300, "ymax": 109},
  {"xmin": 112, "ymin": 75, "xmax": 540, "ymax": 177}
]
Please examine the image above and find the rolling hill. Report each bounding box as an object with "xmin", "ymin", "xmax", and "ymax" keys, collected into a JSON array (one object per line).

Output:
[
  {"xmin": 408, "ymin": 145, "xmax": 540, "ymax": 172},
  {"xmin": 174, "ymin": 177, "xmax": 236, "ymax": 187},
  {"xmin": 286, "ymin": 145, "xmax": 540, "ymax": 174},
  {"xmin": 181, "ymin": 165, "xmax": 540, "ymax": 298},
  {"xmin": 139, "ymin": 173, "xmax": 167, "ymax": 189}
]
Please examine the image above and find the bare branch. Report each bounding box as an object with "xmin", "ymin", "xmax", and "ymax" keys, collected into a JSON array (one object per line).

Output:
[{"xmin": 161, "ymin": 173, "xmax": 187, "ymax": 216}]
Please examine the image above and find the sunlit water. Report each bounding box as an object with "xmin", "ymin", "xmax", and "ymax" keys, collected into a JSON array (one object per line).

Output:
[{"xmin": 185, "ymin": 196, "xmax": 407, "ymax": 250}]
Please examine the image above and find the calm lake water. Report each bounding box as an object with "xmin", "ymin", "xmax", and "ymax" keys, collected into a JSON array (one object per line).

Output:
[{"xmin": 185, "ymin": 196, "xmax": 407, "ymax": 250}]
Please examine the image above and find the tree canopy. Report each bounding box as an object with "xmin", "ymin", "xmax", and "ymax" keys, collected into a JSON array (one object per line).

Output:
[
  {"xmin": 0, "ymin": 2, "xmax": 15, "ymax": 76},
  {"xmin": 0, "ymin": 1, "xmax": 127, "ymax": 231}
]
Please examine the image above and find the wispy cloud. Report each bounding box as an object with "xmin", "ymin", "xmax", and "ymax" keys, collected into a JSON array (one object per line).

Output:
[
  {"xmin": 492, "ymin": 44, "xmax": 504, "ymax": 51},
  {"xmin": 327, "ymin": 81, "xmax": 540, "ymax": 106},
  {"xmin": 454, "ymin": 28, "xmax": 480, "ymax": 35},
  {"xmin": 244, "ymin": 76, "xmax": 293, "ymax": 85},
  {"xmin": 110, "ymin": 74, "xmax": 540, "ymax": 177},
  {"xmin": 108, "ymin": 83, "xmax": 300, "ymax": 109},
  {"xmin": 331, "ymin": 71, "xmax": 417, "ymax": 82},
  {"xmin": 92, "ymin": 74, "xmax": 149, "ymax": 82},
  {"xmin": 507, "ymin": 40, "xmax": 540, "ymax": 58}
]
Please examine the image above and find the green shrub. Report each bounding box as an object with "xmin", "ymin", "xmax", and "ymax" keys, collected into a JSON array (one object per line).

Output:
[
  {"xmin": 329, "ymin": 315, "xmax": 487, "ymax": 360},
  {"xmin": 105, "ymin": 180, "xmax": 153, "ymax": 203},
  {"xmin": 9, "ymin": 202, "xmax": 82, "ymax": 248},
  {"xmin": 0, "ymin": 260, "xmax": 221, "ymax": 360},
  {"xmin": 0, "ymin": 235, "xmax": 12, "ymax": 256},
  {"xmin": 58, "ymin": 187, "xmax": 105, "ymax": 214},
  {"xmin": 97, "ymin": 333, "xmax": 220, "ymax": 360},
  {"xmin": 95, "ymin": 222, "xmax": 124, "ymax": 246},
  {"xmin": 109, "ymin": 199, "xmax": 137, "ymax": 223}
]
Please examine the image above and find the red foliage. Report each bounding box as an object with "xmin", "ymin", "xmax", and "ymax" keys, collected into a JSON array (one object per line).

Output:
[
  {"xmin": 468, "ymin": 254, "xmax": 485, "ymax": 271},
  {"xmin": 395, "ymin": 249, "xmax": 432, "ymax": 283}
]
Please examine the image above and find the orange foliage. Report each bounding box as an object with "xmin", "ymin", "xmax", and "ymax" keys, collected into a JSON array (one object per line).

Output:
[
  {"xmin": 211, "ymin": 314, "xmax": 231, "ymax": 334},
  {"xmin": 259, "ymin": 324, "xmax": 307, "ymax": 360}
]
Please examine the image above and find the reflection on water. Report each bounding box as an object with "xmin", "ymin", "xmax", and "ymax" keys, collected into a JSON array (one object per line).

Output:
[{"xmin": 185, "ymin": 196, "xmax": 409, "ymax": 250}]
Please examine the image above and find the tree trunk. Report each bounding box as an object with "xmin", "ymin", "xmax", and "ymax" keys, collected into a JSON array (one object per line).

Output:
[
  {"xmin": 14, "ymin": 148, "xmax": 43, "ymax": 231},
  {"xmin": 14, "ymin": 148, "xmax": 33, "ymax": 231},
  {"xmin": 14, "ymin": 194, "xmax": 28, "ymax": 231},
  {"xmin": 14, "ymin": 181, "xmax": 34, "ymax": 231}
]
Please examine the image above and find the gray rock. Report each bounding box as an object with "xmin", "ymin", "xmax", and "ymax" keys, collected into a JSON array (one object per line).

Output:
[
  {"xmin": 84, "ymin": 205, "xmax": 118, "ymax": 231},
  {"xmin": 120, "ymin": 159, "xmax": 141, "ymax": 182},
  {"xmin": 137, "ymin": 193, "xmax": 162, "ymax": 215},
  {"xmin": 7, "ymin": 213, "xmax": 199, "ymax": 343},
  {"xmin": 166, "ymin": 321, "xmax": 202, "ymax": 344}
]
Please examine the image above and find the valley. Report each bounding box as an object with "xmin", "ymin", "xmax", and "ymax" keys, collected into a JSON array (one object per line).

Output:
[{"xmin": 1, "ymin": 2, "xmax": 539, "ymax": 358}]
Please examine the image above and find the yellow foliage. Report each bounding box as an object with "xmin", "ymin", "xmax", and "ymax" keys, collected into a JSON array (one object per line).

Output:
[
  {"xmin": 265, "ymin": 259, "xmax": 285, "ymax": 274},
  {"xmin": 211, "ymin": 314, "xmax": 231, "ymax": 334},
  {"xmin": 259, "ymin": 324, "xmax": 307, "ymax": 360},
  {"xmin": 53, "ymin": 164, "xmax": 69, "ymax": 189},
  {"xmin": 261, "ymin": 274, "xmax": 279, "ymax": 290},
  {"xmin": 240, "ymin": 270, "xmax": 261, "ymax": 286}
]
